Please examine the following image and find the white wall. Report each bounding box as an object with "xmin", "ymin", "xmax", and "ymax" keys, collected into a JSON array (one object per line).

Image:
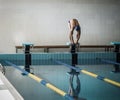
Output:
[{"xmin": 0, "ymin": 0, "xmax": 120, "ymax": 53}]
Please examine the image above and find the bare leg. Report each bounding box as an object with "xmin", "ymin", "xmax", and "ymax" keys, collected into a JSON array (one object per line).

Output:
[
  {"xmin": 75, "ymin": 31, "xmax": 80, "ymax": 44},
  {"xmin": 69, "ymin": 21, "xmax": 75, "ymax": 44},
  {"xmin": 69, "ymin": 30, "xmax": 74, "ymax": 44}
]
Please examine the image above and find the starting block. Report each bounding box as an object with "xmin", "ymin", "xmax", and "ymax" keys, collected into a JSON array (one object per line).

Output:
[
  {"xmin": 111, "ymin": 42, "xmax": 120, "ymax": 73},
  {"xmin": 67, "ymin": 69, "xmax": 80, "ymax": 75},
  {"xmin": 69, "ymin": 43, "xmax": 80, "ymax": 53}
]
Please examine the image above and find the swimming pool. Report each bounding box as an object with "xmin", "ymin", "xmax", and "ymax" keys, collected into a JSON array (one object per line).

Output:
[{"xmin": 5, "ymin": 64, "xmax": 120, "ymax": 100}]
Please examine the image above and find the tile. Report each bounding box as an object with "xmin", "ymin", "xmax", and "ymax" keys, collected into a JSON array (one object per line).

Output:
[
  {"xmin": 0, "ymin": 79, "xmax": 4, "ymax": 85},
  {"xmin": 0, "ymin": 90, "xmax": 15, "ymax": 100}
]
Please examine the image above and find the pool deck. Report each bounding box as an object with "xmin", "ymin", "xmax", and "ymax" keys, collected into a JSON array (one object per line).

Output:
[{"xmin": 0, "ymin": 71, "xmax": 24, "ymax": 100}]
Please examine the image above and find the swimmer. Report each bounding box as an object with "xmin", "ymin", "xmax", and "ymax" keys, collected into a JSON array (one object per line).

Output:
[{"xmin": 68, "ymin": 19, "xmax": 81, "ymax": 45}]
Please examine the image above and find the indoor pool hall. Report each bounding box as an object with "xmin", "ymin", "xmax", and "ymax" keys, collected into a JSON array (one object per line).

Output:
[{"xmin": 0, "ymin": 0, "xmax": 120, "ymax": 100}]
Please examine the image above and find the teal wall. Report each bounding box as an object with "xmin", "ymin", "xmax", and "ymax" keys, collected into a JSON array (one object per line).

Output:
[{"xmin": 0, "ymin": 52, "xmax": 116, "ymax": 66}]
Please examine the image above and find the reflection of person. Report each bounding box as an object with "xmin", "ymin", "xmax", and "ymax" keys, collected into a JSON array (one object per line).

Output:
[
  {"xmin": 68, "ymin": 72, "xmax": 80, "ymax": 100},
  {"xmin": 68, "ymin": 19, "xmax": 81, "ymax": 45}
]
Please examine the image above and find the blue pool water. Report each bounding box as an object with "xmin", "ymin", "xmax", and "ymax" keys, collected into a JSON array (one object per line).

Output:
[{"xmin": 4, "ymin": 64, "xmax": 120, "ymax": 100}]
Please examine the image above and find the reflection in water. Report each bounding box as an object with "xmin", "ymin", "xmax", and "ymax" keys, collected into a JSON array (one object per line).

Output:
[
  {"xmin": 68, "ymin": 69, "xmax": 81, "ymax": 100},
  {"xmin": 4, "ymin": 65, "xmax": 120, "ymax": 100}
]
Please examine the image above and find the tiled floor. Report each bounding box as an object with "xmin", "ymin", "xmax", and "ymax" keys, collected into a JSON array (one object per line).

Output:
[{"xmin": 0, "ymin": 71, "xmax": 23, "ymax": 100}]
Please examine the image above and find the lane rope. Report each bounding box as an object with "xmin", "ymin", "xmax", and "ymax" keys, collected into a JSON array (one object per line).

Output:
[
  {"xmin": 5, "ymin": 60, "xmax": 73, "ymax": 100},
  {"xmin": 54, "ymin": 60, "xmax": 120, "ymax": 88}
]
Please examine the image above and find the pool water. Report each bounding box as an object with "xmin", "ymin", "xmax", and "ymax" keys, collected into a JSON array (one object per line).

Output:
[{"xmin": 5, "ymin": 64, "xmax": 120, "ymax": 100}]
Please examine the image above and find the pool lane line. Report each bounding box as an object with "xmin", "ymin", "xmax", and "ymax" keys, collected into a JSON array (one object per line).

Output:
[
  {"xmin": 54, "ymin": 60, "xmax": 120, "ymax": 88},
  {"xmin": 5, "ymin": 60, "xmax": 73, "ymax": 100},
  {"xmin": 96, "ymin": 58, "xmax": 120, "ymax": 66}
]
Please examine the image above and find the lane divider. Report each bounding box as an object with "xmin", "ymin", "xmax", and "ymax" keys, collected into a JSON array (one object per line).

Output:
[
  {"xmin": 96, "ymin": 58, "xmax": 120, "ymax": 66},
  {"xmin": 55, "ymin": 60, "xmax": 120, "ymax": 88},
  {"xmin": 5, "ymin": 60, "xmax": 73, "ymax": 100}
]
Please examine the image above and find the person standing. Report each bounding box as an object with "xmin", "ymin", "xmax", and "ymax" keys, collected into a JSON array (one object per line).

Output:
[{"xmin": 68, "ymin": 19, "xmax": 81, "ymax": 45}]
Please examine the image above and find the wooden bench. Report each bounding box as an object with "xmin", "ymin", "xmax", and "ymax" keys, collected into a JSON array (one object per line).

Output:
[{"xmin": 15, "ymin": 45, "xmax": 114, "ymax": 53}]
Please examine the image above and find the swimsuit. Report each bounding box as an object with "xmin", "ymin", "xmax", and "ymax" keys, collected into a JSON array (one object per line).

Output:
[
  {"xmin": 75, "ymin": 25, "xmax": 80, "ymax": 31},
  {"xmin": 68, "ymin": 21, "xmax": 80, "ymax": 31}
]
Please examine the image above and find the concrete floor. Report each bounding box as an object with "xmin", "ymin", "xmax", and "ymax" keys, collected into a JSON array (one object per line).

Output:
[{"xmin": 5, "ymin": 64, "xmax": 120, "ymax": 100}]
